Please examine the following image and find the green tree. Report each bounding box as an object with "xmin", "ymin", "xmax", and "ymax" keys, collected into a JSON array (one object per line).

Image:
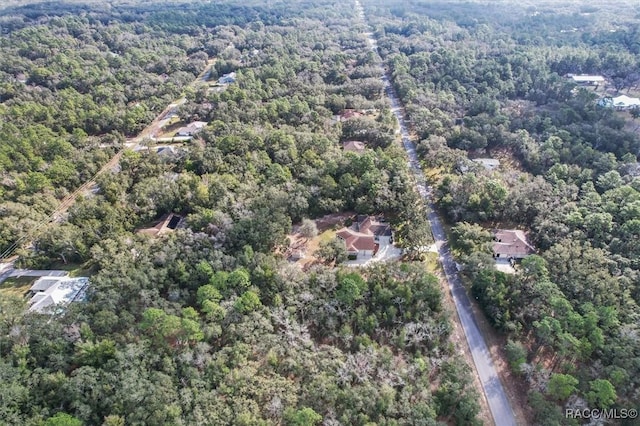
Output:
[
  {"xmin": 587, "ymin": 379, "xmax": 616, "ymax": 409},
  {"xmin": 546, "ymin": 373, "xmax": 578, "ymax": 400},
  {"xmin": 316, "ymin": 238, "xmax": 347, "ymax": 264},
  {"xmin": 284, "ymin": 407, "xmax": 322, "ymax": 426},
  {"xmin": 197, "ymin": 284, "xmax": 222, "ymax": 305},
  {"xmin": 504, "ymin": 340, "xmax": 527, "ymax": 373},
  {"xmin": 450, "ymin": 222, "xmax": 492, "ymax": 255},
  {"xmin": 45, "ymin": 413, "xmax": 83, "ymax": 426},
  {"xmin": 235, "ymin": 290, "xmax": 262, "ymax": 313},
  {"xmin": 336, "ymin": 273, "xmax": 366, "ymax": 305},
  {"xmin": 299, "ymin": 219, "xmax": 318, "ymax": 240}
]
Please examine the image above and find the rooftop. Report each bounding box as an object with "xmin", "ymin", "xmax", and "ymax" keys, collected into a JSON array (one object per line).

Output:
[
  {"xmin": 28, "ymin": 276, "xmax": 89, "ymax": 313},
  {"xmin": 343, "ymin": 140, "xmax": 366, "ymax": 153},
  {"xmin": 492, "ymin": 229, "xmax": 535, "ymax": 258},
  {"xmin": 570, "ymin": 75, "xmax": 605, "ymax": 82},
  {"xmin": 176, "ymin": 121, "xmax": 207, "ymax": 136},
  {"xmin": 336, "ymin": 216, "xmax": 391, "ymax": 254}
]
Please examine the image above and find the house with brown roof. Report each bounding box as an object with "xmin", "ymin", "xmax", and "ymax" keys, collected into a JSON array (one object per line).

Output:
[
  {"xmin": 343, "ymin": 140, "xmax": 366, "ymax": 153},
  {"xmin": 338, "ymin": 109, "xmax": 363, "ymax": 121},
  {"xmin": 492, "ymin": 229, "xmax": 535, "ymax": 260},
  {"xmin": 336, "ymin": 215, "xmax": 392, "ymax": 259}
]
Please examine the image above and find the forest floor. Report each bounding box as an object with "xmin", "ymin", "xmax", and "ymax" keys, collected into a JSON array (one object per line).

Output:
[{"xmin": 620, "ymin": 111, "xmax": 640, "ymax": 135}]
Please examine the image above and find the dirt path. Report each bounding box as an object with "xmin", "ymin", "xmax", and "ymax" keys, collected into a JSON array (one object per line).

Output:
[{"xmin": 1, "ymin": 60, "xmax": 217, "ymax": 260}]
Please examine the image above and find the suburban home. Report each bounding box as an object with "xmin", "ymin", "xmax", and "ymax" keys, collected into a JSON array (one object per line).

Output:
[
  {"xmin": 136, "ymin": 213, "xmax": 184, "ymax": 237},
  {"xmin": 156, "ymin": 146, "xmax": 179, "ymax": 157},
  {"xmin": 598, "ymin": 95, "xmax": 640, "ymax": 110},
  {"xmin": 569, "ymin": 74, "xmax": 605, "ymax": 85},
  {"xmin": 472, "ymin": 158, "xmax": 500, "ymax": 170},
  {"xmin": 218, "ymin": 72, "xmax": 236, "ymax": 84},
  {"xmin": 336, "ymin": 215, "xmax": 392, "ymax": 259},
  {"xmin": 492, "ymin": 229, "xmax": 535, "ymax": 260},
  {"xmin": 175, "ymin": 121, "xmax": 207, "ymax": 137},
  {"xmin": 338, "ymin": 109, "xmax": 363, "ymax": 121},
  {"xmin": 343, "ymin": 140, "xmax": 367, "ymax": 153},
  {"xmin": 28, "ymin": 276, "xmax": 89, "ymax": 313}
]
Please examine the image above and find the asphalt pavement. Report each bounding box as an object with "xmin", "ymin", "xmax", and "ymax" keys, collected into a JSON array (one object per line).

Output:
[
  {"xmin": 359, "ymin": 8, "xmax": 518, "ymax": 425},
  {"xmin": 388, "ymin": 85, "xmax": 517, "ymax": 426}
]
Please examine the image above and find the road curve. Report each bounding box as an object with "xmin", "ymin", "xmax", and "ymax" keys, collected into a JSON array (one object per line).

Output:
[{"xmin": 355, "ymin": 2, "xmax": 518, "ymax": 425}]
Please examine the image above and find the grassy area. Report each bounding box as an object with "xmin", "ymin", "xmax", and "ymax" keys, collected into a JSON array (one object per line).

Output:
[
  {"xmin": 318, "ymin": 229, "xmax": 337, "ymax": 243},
  {"xmin": 0, "ymin": 276, "xmax": 36, "ymax": 298},
  {"xmin": 423, "ymin": 252, "xmax": 440, "ymax": 274}
]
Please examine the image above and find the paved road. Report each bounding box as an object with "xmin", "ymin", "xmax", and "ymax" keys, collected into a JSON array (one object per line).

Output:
[{"xmin": 355, "ymin": 2, "xmax": 517, "ymax": 425}]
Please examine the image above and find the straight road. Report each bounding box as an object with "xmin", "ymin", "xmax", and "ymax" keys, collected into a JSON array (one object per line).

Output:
[{"xmin": 355, "ymin": 1, "xmax": 518, "ymax": 425}]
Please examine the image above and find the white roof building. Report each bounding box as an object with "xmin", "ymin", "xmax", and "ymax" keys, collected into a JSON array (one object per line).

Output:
[
  {"xmin": 218, "ymin": 72, "xmax": 236, "ymax": 84},
  {"xmin": 570, "ymin": 75, "xmax": 605, "ymax": 83},
  {"xmin": 598, "ymin": 95, "xmax": 640, "ymax": 110},
  {"xmin": 175, "ymin": 121, "xmax": 207, "ymax": 137},
  {"xmin": 28, "ymin": 276, "xmax": 89, "ymax": 313},
  {"xmin": 612, "ymin": 95, "xmax": 640, "ymax": 109}
]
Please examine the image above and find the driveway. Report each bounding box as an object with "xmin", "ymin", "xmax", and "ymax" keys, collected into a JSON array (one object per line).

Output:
[
  {"xmin": 345, "ymin": 240, "xmax": 402, "ymax": 267},
  {"xmin": 0, "ymin": 264, "xmax": 69, "ymax": 286}
]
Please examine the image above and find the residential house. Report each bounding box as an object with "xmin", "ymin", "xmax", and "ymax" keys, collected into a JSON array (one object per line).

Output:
[
  {"xmin": 136, "ymin": 213, "xmax": 184, "ymax": 237},
  {"xmin": 569, "ymin": 74, "xmax": 605, "ymax": 85},
  {"xmin": 28, "ymin": 276, "xmax": 89, "ymax": 313},
  {"xmin": 175, "ymin": 121, "xmax": 207, "ymax": 137},
  {"xmin": 218, "ymin": 72, "xmax": 236, "ymax": 84},
  {"xmin": 598, "ymin": 95, "xmax": 640, "ymax": 110},
  {"xmin": 336, "ymin": 215, "xmax": 392, "ymax": 259},
  {"xmin": 156, "ymin": 146, "xmax": 179, "ymax": 157},
  {"xmin": 492, "ymin": 229, "xmax": 535, "ymax": 260},
  {"xmin": 343, "ymin": 140, "xmax": 367, "ymax": 153},
  {"xmin": 338, "ymin": 109, "xmax": 363, "ymax": 121}
]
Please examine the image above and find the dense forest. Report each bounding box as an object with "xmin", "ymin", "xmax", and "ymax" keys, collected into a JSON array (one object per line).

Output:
[
  {"xmin": 364, "ymin": 0, "xmax": 640, "ymax": 424},
  {"xmin": 3, "ymin": 0, "xmax": 640, "ymax": 424},
  {"xmin": 0, "ymin": 1, "xmax": 486, "ymax": 425}
]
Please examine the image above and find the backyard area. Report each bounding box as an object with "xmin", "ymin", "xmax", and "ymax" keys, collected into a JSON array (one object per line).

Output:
[{"xmin": 286, "ymin": 212, "xmax": 403, "ymax": 268}]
